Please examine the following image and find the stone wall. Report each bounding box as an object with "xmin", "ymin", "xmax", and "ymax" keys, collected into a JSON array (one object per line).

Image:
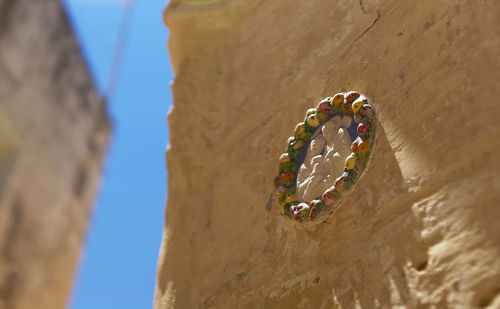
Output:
[
  {"xmin": 0, "ymin": 1, "xmax": 110, "ymax": 308},
  {"xmin": 155, "ymin": 0, "xmax": 500, "ymax": 308}
]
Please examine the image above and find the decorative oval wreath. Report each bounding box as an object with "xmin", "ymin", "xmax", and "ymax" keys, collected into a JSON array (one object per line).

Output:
[{"xmin": 274, "ymin": 91, "xmax": 376, "ymax": 222}]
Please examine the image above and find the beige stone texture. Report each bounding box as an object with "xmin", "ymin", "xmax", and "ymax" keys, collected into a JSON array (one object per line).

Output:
[
  {"xmin": 156, "ymin": 0, "xmax": 500, "ymax": 308},
  {"xmin": 0, "ymin": 1, "xmax": 110, "ymax": 308}
]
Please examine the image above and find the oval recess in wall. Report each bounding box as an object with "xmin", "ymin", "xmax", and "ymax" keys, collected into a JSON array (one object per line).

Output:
[{"xmin": 274, "ymin": 91, "xmax": 376, "ymax": 222}]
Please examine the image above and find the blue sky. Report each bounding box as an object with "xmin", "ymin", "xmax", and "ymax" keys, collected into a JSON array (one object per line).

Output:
[{"xmin": 62, "ymin": 1, "xmax": 172, "ymax": 308}]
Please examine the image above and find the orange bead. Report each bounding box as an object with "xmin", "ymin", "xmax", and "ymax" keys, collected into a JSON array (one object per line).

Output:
[
  {"xmin": 358, "ymin": 140, "xmax": 370, "ymax": 153},
  {"xmin": 279, "ymin": 173, "xmax": 294, "ymax": 182},
  {"xmin": 351, "ymin": 141, "xmax": 358, "ymax": 152},
  {"xmin": 332, "ymin": 93, "xmax": 344, "ymax": 107}
]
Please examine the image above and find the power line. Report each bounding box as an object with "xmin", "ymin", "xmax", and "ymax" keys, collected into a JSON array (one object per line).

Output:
[{"xmin": 104, "ymin": 0, "xmax": 136, "ymax": 102}]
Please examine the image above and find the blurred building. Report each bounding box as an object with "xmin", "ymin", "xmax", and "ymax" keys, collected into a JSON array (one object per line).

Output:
[{"xmin": 0, "ymin": 1, "xmax": 109, "ymax": 308}]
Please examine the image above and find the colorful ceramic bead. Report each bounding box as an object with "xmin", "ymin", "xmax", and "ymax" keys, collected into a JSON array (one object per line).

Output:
[
  {"xmin": 351, "ymin": 140, "xmax": 359, "ymax": 152},
  {"xmin": 345, "ymin": 91, "xmax": 360, "ymax": 104},
  {"xmin": 317, "ymin": 98, "xmax": 333, "ymax": 115},
  {"xmin": 290, "ymin": 203, "xmax": 309, "ymax": 222},
  {"xmin": 357, "ymin": 122, "xmax": 370, "ymax": 136},
  {"xmin": 351, "ymin": 98, "xmax": 365, "ymax": 114},
  {"xmin": 322, "ymin": 188, "xmax": 335, "ymax": 206},
  {"xmin": 285, "ymin": 194, "xmax": 296, "ymax": 203},
  {"xmin": 299, "ymin": 204, "xmax": 311, "ymax": 221},
  {"xmin": 343, "ymin": 170, "xmax": 357, "ymax": 189},
  {"xmin": 359, "ymin": 104, "xmax": 374, "ymax": 118},
  {"xmin": 291, "ymin": 140, "xmax": 304, "ymax": 150},
  {"xmin": 279, "ymin": 153, "xmax": 291, "ymax": 163},
  {"xmin": 277, "ymin": 186, "xmax": 289, "ymax": 193},
  {"xmin": 306, "ymin": 108, "xmax": 316, "ymax": 116},
  {"xmin": 295, "ymin": 122, "xmax": 306, "ymax": 137},
  {"xmin": 358, "ymin": 139, "xmax": 369, "ymax": 153},
  {"xmin": 279, "ymin": 173, "xmax": 294, "ymax": 182},
  {"xmin": 306, "ymin": 114, "xmax": 320, "ymax": 127},
  {"xmin": 309, "ymin": 206, "xmax": 317, "ymax": 220},
  {"xmin": 345, "ymin": 153, "xmax": 357, "ymax": 170},
  {"xmin": 334, "ymin": 176, "xmax": 345, "ymax": 192},
  {"xmin": 309, "ymin": 199, "xmax": 322, "ymax": 220},
  {"xmin": 354, "ymin": 158, "xmax": 363, "ymax": 172},
  {"xmin": 343, "ymin": 100, "xmax": 353, "ymax": 115},
  {"xmin": 317, "ymin": 112, "xmax": 329, "ymax": 123},
  {"xmin": 332, "ymin": 93, "xmax": 344, "ymax": 107}
]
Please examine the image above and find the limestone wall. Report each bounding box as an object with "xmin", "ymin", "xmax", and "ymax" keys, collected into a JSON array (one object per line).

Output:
[
  {"xmin": 156, "ymin": 0, "xmax": 500, "ymax": 308},
  {"xmin": 0, "ymin": 1, "xmax": 110, "ymax": 308}
]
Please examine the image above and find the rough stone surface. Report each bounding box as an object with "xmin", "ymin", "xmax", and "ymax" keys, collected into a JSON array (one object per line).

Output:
[
  {"xmin": 0, "ymin": 1, "xmax": 110, "ymax": 308},
  {"xmin": 156, "ymin": 0, "xmax": 500, "ymax": 308}
]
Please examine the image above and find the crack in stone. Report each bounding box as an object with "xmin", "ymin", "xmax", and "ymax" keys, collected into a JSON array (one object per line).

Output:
[
  {"xmin": 338, "ymin": 10, "xmax": 381, "ymax": 62},
  {"xmin": 353, "ymin": 11, "xmax": 380, "ymax": 42}
]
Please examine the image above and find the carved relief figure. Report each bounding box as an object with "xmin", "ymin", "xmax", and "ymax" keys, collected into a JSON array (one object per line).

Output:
[{"xmin": 296, "ymin": 115, "xmax": 354, "ymax": 201}]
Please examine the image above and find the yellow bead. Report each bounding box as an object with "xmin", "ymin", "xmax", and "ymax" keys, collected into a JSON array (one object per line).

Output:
[
  {"xmin": 306, "ymin": 108, "xmax": 316, "ymax": 116},
  {"xmin": 307, "ymin": 115, "xmax": 320, "ymax": 127},
  {"xmin": 332, "ymin": 93, "xmax": 344, "ymax": 107},
  {"xmin": 295, "ymin": 122, "xmax": 305, "ymax": 136},
  {"xmin": 352, "ymin": 99, "xmax": 364, "ymax": 113},
  {"xmin": 285, "ymin": 195, "xmax": 296, "ymax": 203},
  {"xmin": 345, "ymin": 154, "xmax": 357, "ymax": 170}
]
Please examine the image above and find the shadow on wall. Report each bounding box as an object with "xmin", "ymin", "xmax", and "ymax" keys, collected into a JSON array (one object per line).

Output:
[{"xmin": 259, "ymin": 123, "xmax": 435, "ymax": 308}]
